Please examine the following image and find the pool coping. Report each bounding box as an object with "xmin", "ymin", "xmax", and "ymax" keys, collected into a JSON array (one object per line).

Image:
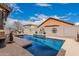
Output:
[
  {"xmin": 14, "ymin": 37, "xmax": 32, "ymax": 47},
  {"xmin": 46, "ymin": 35, "xmax": 79, "ymax": 56},
  {"xmin": 0, "ymin": 36, "xmax": 33, "ymax": 56}
]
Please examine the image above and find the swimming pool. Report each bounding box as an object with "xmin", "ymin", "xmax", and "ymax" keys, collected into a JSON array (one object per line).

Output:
[{"xmin": 17, "ymin": 35, "xmax": 65, "ymax": 56}]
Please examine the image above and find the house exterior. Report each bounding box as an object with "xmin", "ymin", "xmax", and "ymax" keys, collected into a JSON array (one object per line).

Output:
[
  {"xmin": 0, "ymin": 3, "xmax": 12, "ymax": 47},
  {"xmin": 23, "ymin": 24, "xmax": 38, "ymax": 35},
  {"xmin": 38, "ymin": 17, "xmax": 74, "ymax": 28},
  {"xmin": 37, "ymin": 17, "xmax": 78, "ymax": 39}
]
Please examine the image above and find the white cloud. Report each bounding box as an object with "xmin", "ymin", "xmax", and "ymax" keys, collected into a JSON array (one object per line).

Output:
[
  {"xmin": 36, "ymin": 3, "xmax": 52, "ymax": 7},
  {"xmin": 29, "ymin": 13, "xmax": 75, "ymax": 25},
  {"xmin": 5, "ymin": 17, "xmax": 46, "ymax": 27},
  {"xmin": 6, "ymin": 18, "xmax": 37, "ymax": 25},
  {"xmin": 29, "ymin": 14, "xmax": 48, "ymax": 25},
  {"xmin": 30, "ymin": 17, "xmax": 38, "ymax": 21},
  {"xmin": 51, "ymin": 15, "xmax": 69, "ymax": 21},
  {"xmin": 75, "ymin": 22, "xmax": 79, "ymax": 25},
  {"xmin": 6, "ymin": 12, "xmax": 77, "ymax": 26},
  {"xmin": 60, "ymin": 12, "xmax": 78, "ymax": 21},
  {"xmin": 9, "ymin": 3, "xmax": 23, "ymax": 13},
  {"xmin": 6, "ymin": 18, "xmax": 27, "ymax": 25},
  {"xmin": 35, "ymin": 14, "xmax": 48, "ymax": 19},
  {"xmin": 29, "ymin": 14, "xmax": 62, "ymax": 25},
  {"xmin": 30, "ymin": 14, "xmax": 48, "ymax": 22},
  {"xmin": 60, "ymin": 3, "xmax": 69, "ymax": 4},
  {"xmin": 5, "ymin": 18, "xmax": 17, "ymax": 29},
  {"xmin": 6, "ymin": 18, "xmax": 18, "ymax": 25},
  {"xmin": 34, "ymin": 18, "xmax": 46, "ymax": 25},
  {"xmin": 51, "ymin": 15, "xmax": 60, "ymax": 19}
]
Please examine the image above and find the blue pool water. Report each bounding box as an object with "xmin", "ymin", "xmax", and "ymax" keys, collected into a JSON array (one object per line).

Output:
[{"xmin": 17, "ymin": 35, "xmax": 65, "ymax": 56}]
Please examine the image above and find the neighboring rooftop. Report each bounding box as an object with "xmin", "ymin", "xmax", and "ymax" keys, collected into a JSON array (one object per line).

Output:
[{"xmin": 23, "ymin": 24, "xmax": 38, "ymax": 27}]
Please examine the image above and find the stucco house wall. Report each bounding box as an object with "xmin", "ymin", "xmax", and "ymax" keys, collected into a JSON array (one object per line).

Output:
[
  {"xmin": 38, "ymin": 26, "xmax": 79, "ymax": 40},
  {"xmin": 37, "ymin": 18, "xmax": 79, "ymax": 40}
]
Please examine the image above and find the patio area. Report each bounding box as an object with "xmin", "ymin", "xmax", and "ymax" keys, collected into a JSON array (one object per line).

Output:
[
  {"xmin": 47, "ymin": 36, "xmax": 79, "ymax": 56},
  {"xmin": 0, "ymin": 37, "xmax": 32, "ymax": 56}
]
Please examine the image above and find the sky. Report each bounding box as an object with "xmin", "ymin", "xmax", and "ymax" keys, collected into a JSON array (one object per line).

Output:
[{"xmin": 7, "ymin": 3, "xmax": 79, "ymax": 25}]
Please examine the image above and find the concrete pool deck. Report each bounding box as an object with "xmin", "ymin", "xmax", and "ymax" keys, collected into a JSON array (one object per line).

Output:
[
  {"xmin": 47, "ymin": 36, "xmax": 79, "ymax": 56},
  {"xmin": 14, "ymin": 37, "xmax": 32, "ymax": 47},
  {"xmin": 1, "ymin": 34, "xmax": 79, "ymax": 56},
  {"xmin": 0, "ymin": 37, "xmax": 33, "ymax": 56}
]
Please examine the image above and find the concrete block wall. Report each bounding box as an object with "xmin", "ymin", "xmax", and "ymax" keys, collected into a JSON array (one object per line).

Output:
[
  {"xmin": 24, "ymin": 25, "xmax": 79, "ymax": 40},
  {"xmin": 24, "ymin": 28, "xmax": 37, "ymax": 35},
  {"xmin": 37, "ymin": 25, "xmax": 79, "ymax": 40}
]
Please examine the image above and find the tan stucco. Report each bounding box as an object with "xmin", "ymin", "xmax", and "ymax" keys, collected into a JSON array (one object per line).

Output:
[
  {"xmin": 39, "ymin": 18, "xmax": 73, "ymax": 28},
  {"xmin": 23, "ymin": 24, "xmax": 38, "ymax": 35}
]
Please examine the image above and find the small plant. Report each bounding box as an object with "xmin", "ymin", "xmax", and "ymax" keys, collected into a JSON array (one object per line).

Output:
[
  {"xmin": 43, "ymin": 31, "xmax": 46, "ymax": 34},
  {"xmin": 35, "ymin": 31, "xmax": 37, "ymax": 34},
  {"xmin": 43, "ymin": 31, "xmax": 46, "ymax": 37}
]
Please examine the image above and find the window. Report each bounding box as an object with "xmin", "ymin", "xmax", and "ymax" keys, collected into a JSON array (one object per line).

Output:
[{"xmin": 52, "ymin": 28, "xmax": 57, "ymax": 33}]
